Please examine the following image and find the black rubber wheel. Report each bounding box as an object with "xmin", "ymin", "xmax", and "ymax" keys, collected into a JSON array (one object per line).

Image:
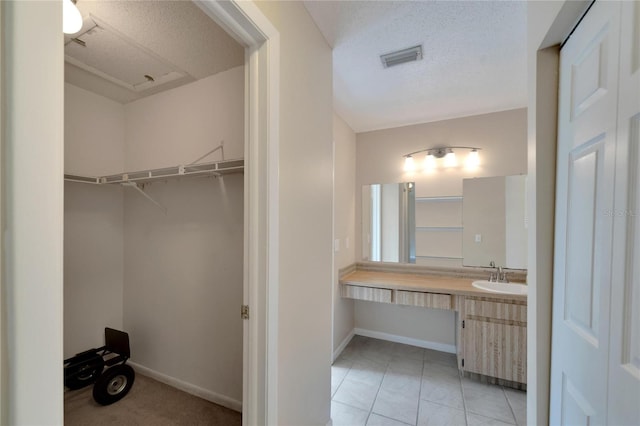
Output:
[
  {"xmin": 64, "ymin": 355, "xmax": 104, "ymax": 390},
  {"xmin": 92, "ymin": 364, "xmax": 135, "ymax": 406}
]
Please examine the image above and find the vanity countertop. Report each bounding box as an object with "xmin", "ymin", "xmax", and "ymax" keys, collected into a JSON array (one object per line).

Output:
[{"xmin": 340, "ymin": 270, "xmax": 527, "ymax": 302}]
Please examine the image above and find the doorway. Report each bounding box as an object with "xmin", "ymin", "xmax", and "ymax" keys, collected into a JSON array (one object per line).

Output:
[{"xmin": 0, "ymin": 1, "xmax": 278, "ymax": 425}]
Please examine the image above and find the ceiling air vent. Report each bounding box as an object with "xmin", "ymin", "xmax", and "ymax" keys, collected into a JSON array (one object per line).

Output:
[{"xmin": 380, "ymin": 45, "xmax": 423, "ymax": 69}]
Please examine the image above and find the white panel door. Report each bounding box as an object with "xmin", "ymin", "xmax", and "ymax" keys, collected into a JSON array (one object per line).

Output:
[
  {"xmin": 607, "ymin": 1, "xmax": 640, "ymax": 424},
  {"xmin": 551, "ymin": 1, "xmax": 621, "ymax": 424}
]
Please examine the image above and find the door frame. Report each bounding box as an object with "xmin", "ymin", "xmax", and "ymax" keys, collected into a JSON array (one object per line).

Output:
[
  {"xmin": 527, "ymin": 1, "xmax": 592, "ymax": 425},
  {"xmin": 191, "ymin": 2, "xmax": 281, "ymax": 425},
  {"xmin": 0, "ymin": 1, "xmax": 280, "ymax": 424}
]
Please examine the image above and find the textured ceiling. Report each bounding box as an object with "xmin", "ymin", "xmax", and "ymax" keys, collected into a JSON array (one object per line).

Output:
[
  {"xmin": 66, "ymin": 0, "xmax": 244, "ymax": 103},
  {"xmin": 303, "ymin": 1, "xmax": 527, "ymax": 132}
]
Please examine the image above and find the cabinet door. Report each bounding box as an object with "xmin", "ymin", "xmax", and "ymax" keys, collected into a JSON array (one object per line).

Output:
[{"xmin": 463, "ymin": 319, "xmax": 526, "ymax": 383}]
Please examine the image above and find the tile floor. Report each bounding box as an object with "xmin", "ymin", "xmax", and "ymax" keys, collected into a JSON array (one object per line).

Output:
[{"xmin": 331, "ymin": 336, "xmax": 526, "ymax": 426}]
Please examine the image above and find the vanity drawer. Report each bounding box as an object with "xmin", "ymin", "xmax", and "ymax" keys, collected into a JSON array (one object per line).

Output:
[
  {"xmin": 396, "ymin": 290, "xmax": 452, "ymax": 310},
  {"xmin": 464, "ymin": 298, "xmax": 527, "ymax": 322},
  {"xmin": 341, "ymin": 285, "xmax": 392, "ymax": 303}
]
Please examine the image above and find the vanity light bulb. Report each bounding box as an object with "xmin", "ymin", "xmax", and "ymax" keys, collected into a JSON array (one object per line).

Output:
[
  {"xmin": 466, "ymin": 149, "xmax": 480, "ymax": 168},
  {"xmin": 424, "ymin": 153, "xmax": 436, "ymax": 171},
  {"xmin": 63, "ymin": 0, "xmax": 83, "ymax": 34},
  {"xmin": 444, "ymin": 151, "xmax": 457, "ymax": 167},
  {"xmin": 404, "ymin": 156, "xmax": 415, "ymax": 172}
]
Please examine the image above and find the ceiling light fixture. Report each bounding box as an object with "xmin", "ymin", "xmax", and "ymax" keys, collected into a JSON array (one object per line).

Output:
[
  {"xmin": 63, "ymin": 0, "xmax": 83, "ymax": 35},
  {"xmin": 402, "ymin": 146, "xmax": 481, "ymax": 172},
  {"xmin": 380, "ymin": 45, "xmax": 423, "ymax": 69}
]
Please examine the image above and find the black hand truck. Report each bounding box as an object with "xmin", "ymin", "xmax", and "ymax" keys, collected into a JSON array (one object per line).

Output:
[{"xmin": 64, "ymin": 327, "xmax": 135, "ymax": 405}]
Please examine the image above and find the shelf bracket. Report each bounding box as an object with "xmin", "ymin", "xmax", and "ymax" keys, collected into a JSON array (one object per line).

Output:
[
  {"xmin": 189, "ymin": 141, "xmax": 224, "ymax": 165},
  {"xmin": 121, "ymin": 182, "xmax": 167, "ymax": 215}
]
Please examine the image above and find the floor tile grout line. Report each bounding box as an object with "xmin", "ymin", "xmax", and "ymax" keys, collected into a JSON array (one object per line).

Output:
[
  {"xmin": 331, "ymin": 399, "xmax": 369, "ymax": 412},
  {"xmin": 372, "ymin": 413, "xmax": 415, "ymax": 426},
  {"xmin": 331, "ymin": 358, "xmax": 354, "ymax": 399},
  {"xmin": 502, "ymin": 386, "xmax": 519, "ymax": 426},
  {"xmin": 462, "ymin": 379, "xmax": 518, "ymax": 425},
  {"xmin": 364, "ymin": 356, "xmax": 390, "ymax": 426},
  {"xmin": 415, "ymin": 356, "xmax": 427, "ymax": 426},
  {"xmin": 418, "ymin": 392, "xmax": 467, "ymax": 412},
  {"xmin": 459, "ymin": 371, "xmax": 470, "ymax": 426}
]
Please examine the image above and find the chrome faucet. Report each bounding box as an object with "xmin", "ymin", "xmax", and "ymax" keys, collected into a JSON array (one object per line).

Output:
[
  {"xmin": 488, "ymin": 262, "xmax": 509, "ymax": 283},
  {"xmin": 498, "ymin": 266, "xmax": 509, "ymax": 283},
  {"xmin": 489, "ymin": 261, "xmax": 497, "ymax": 282}
]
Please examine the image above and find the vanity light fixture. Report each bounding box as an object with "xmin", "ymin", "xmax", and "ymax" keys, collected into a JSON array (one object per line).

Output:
[
  {"xmin": 466, "ymin": 148, "xmax": 480, "ymax": 168},
  {"xmin": 402, "ymin": 146, "xmax": 481, "ymax": 171},
  {"xmin": 403, "ymin": 155, "xmax": 416, "ymax": 172},
  {"xmin": 443, "ymin": 149, "xmax": 457, "ymax": 168},
  {"xmin": 63, "ymin": 0, "xmax": 83, "ymax": 34}
]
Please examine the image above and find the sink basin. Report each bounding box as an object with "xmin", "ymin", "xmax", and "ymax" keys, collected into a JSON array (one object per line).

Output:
[{"xmin": 472, "ymin": 280, "xmax": 528, "ymax": 295}]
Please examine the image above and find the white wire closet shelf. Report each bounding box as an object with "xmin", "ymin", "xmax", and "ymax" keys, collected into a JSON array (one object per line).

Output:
[{"xmin": 64, "ymin": 158, "xmax": 244, "ymax": 185}]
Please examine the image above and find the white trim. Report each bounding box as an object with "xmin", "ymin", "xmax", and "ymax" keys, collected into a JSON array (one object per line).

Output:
[
  {"xmin": 127, "ymin": 361, "xmax": 242, "ymax": 413},
  {"xmin": 0, "ymin": 3, "xmax": 5, "ymax": 424},
  {"xmin": 265, "ymin": 30, "xmax": 281, "ymax": 426},
  {"xmin": 353, "ymin": 328, "xmax": 457, "ymax": 354},
  {"xmin": 332, "ymin": 330, "xmax": 354, "ymax": 362},
  {"xmin": 331, "ymin": 138, "xmax": 336, "ymax": 360},
  {"xmin": 326, "ymin": 419, "xmax": 334, "ymax": 426},
  {"xmin": 193, "ymin": 2, "xmax": 280, "ymax": 425}
]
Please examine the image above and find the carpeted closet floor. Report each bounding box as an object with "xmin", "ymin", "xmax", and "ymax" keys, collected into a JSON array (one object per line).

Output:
[{"xmin": 64, "ymin": 373, "xmax": 241, "ymax": 426}]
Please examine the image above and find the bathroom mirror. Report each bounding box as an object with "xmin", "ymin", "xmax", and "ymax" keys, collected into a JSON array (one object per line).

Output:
[
  {"xmin": 359, "ymin": 176, "xmax": 527, "ymax": 270},
  {"xmin": 462, "ymin": 175, "xmax": 527, "ymax": 269},
  {"xmin": 361, "ymin": 182, "xmax": 415, "ymax": 263}
]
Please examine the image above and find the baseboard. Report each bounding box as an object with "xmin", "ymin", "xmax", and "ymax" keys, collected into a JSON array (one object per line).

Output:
[
  {"xmin": 332, "ymin": 329, "xmax": 355, "ymax": 362},
  {"xmin": 353, "ymin": 328, "xmax": 456, "ymax": 354},
  {"xmin": 127, "ymin": 361, "xmax": 242, "ymax": 412}
]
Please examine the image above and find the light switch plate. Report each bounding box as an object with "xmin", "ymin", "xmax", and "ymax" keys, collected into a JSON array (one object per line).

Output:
[{"xmin": 475, "ymin": 234, "xmax": 482, "ymax": 243}]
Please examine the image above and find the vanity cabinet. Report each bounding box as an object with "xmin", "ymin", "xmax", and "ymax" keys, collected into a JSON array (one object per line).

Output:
[
  {"xmin": 339, "ymin": 269, "xmax": 528, "ymax": 388},
  {"xmin": 396, "ymin": 290, "xmax": 452, "ymax": 310},
  {"xmin": 341, "ymin": 284, "xmax": 392, "ymax": 303},
  {"xmin": 460, "ymin": 297, "xmax": 527, "ymax": 384}
]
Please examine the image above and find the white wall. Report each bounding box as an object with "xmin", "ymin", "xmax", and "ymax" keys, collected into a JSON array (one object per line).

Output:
[
  {"xmin": 0, "ymin": 3, "xmax": 5, "ymax": 421},
  {"xmin": 64, "ymin": 84, "xmax": 126, "ymax": 358},
  {"xmin": 65, "ymin": 83, "xmax": 126, "ymax": 176},
  {"xmin": 354, "ymin": 108, "xmax": 527, "ymax": 349},
  {"xmin": 124, "ymin": 67, "xmax": 244, "ymax": 171},
  {"xmin": 64, "ymin": 183, "xmax": 124, "ymax": 358},
  {"xmin": 355, "ymin": 302, "xmax": 456, "ymax": 351},
  {"xmin": 462, "ymin": 176, "xmax": 507, "ymax": 267},
  {"xmin": 254, "ymin": 2, "xmax": 334, "ymax": 425},
  {"xmin": 2, "ymin": 1, "xmax": 64, "ymax": 424},
  {"xmin": 123, "ymin": 175, "xmax": 244, "ymax": 404},
  {"xmin": 122, "ymin": 67, "xmax": 244, "ymax": 405},
  {"xmin": 333, "ymin": 113, "xmax": 356, "ymax": 357},
  {"xmin": 505, "ymin": 175, "xmax": 527, "ymax": 269}
]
